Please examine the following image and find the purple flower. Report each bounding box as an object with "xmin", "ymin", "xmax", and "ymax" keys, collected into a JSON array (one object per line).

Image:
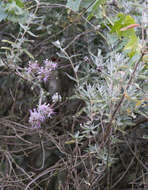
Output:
[
  {"xmin": 37, "ymin": 67, "xmax": 51, "ymax": 83},
  {"xmin": 44, "ymin": 59, "xmax": 57, "ymax": 71},
  {"xmin": 83, "ymin": 56, "xmax": 89, "ymax": 62},
  {"xmin": 29, "ymin": 109, "xmax": 45, "ymax": 129},
  {"xmin": 27, "ymin": 61, "xmax": 40, "ymax": 74},
  {"xmin": 29, "ymin": 103, "xmax": 54, "ymax": 129},
  {"xmin": 38, "ymin": 103, "xmax": 54, "ymax": 118},
  {"xmin": 27, "ymin": 59, "xmax": 57, "ymax": 83}
]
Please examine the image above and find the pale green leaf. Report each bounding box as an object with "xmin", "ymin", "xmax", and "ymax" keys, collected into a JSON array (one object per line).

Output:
[
  {"xmin": 23, "ymin": 49, "xmax": 34, "ymax": 60},
  {"xmin": 0, "ymin": 6, "xmax": 7, "ymax": 21},
  {"xmin": 66, "ymin": 0, "xmax": 82, "ymax": 12},
  {"xmin": 1, "ymin": 40, "xmax": 14, "ymax": 45},
  {"xmin": 87, "ymin": 0, "xmax": 104, "ymax": 21}
]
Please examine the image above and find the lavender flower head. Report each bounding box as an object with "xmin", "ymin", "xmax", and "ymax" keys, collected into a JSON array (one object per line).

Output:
[
  {"xmin": 37, "ymin": 60, "xmax": 57, "ymax": 83},
  {"xmin": 27, "ymin": 61, "xmax": 40, "ymax": 74},
  {"xmin": 37, "ymin": 103, "xmax": 54, "ymax": 118},
  {"xmin": 29, "ymin": 103, "xmax": 54, "ymax": 129},
  {"xmin": 26, "ymin": 59, "xmax": 57, "ymax": 83},
  {"xmin": 29, "ymin": 108, "xmax": 45, "ymax": 129},
  {"xmin": 37, "ymin": 66, "xmax": 51, "ymax": 83},
  {"xmin": 44, "ymin": 59, "xmax": 57, "ymax": 71}
]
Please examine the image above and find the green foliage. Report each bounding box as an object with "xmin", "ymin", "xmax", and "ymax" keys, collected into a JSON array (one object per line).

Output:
[
  {"xmin": 124, "ymin": 34, "xmax": 139, "ymax": 57},
  {"xmin": 86, "ymin": 0, "xmax": 106, "ymax": 21},
  {"xmin": 0, "ymin": 3, "xmax": 7, "ymax": 21},
  {"xmin": 66, "ymin": 0, "xmax": 106, "ymax": 20},
  {"xmin": 111, "ymin": 13, "xmax": 136, "ymax": 38},
  {"xmin": 0, "ymin": 0, "xmax": 28, "ymax": 23},
  {"xmin": 66, "ymin": 0, "xmax": 82, "ymax": 12},
  {"xmin": 111, "ymin": 13, "xmax": 140, "ymax": 57},
  {"xmin": 0, "ymin": 0, "xmax": 148, "ymax": 189}
]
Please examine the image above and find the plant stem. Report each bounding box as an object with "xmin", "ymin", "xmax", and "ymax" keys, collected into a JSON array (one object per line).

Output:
[{"xmin": 101, "ymin": 52, "xmax": 145, "ymax": 145}]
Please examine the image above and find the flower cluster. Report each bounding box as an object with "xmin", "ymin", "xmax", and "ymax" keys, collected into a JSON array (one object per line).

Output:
[
  {"xmin": 27, "ymin": 60, "xmax": 40, "ymax": 74},
  {"xmin": 29, "ymin": 103, "xmax": 54, "ymax": 129},
  {"xmin": 26, "ymin": 59, "xmax": 57, "ymax": 83}
]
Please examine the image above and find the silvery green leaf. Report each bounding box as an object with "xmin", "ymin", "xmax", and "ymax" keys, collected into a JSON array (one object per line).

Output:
[
  {"xmin": 66, "ymin": 0, "xmax": 82, "ymax": 12},
  {"xmin": 65, "ymin": 72, "xmax": 78, "ymax": 82},
  {"xmin": 0, "ymin": 6, "xmax": 7, "ymax": 21},
  {"xmin": 0, "ymin": 59, "xmax": 5, "ymax": 67},
  {"xmin": 52, "ymin": 40, "xmax": 61, "ymax": 48},
  {"xmin": 74, "ymin": 64, "xmax": 80, "ymax": 73}
]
